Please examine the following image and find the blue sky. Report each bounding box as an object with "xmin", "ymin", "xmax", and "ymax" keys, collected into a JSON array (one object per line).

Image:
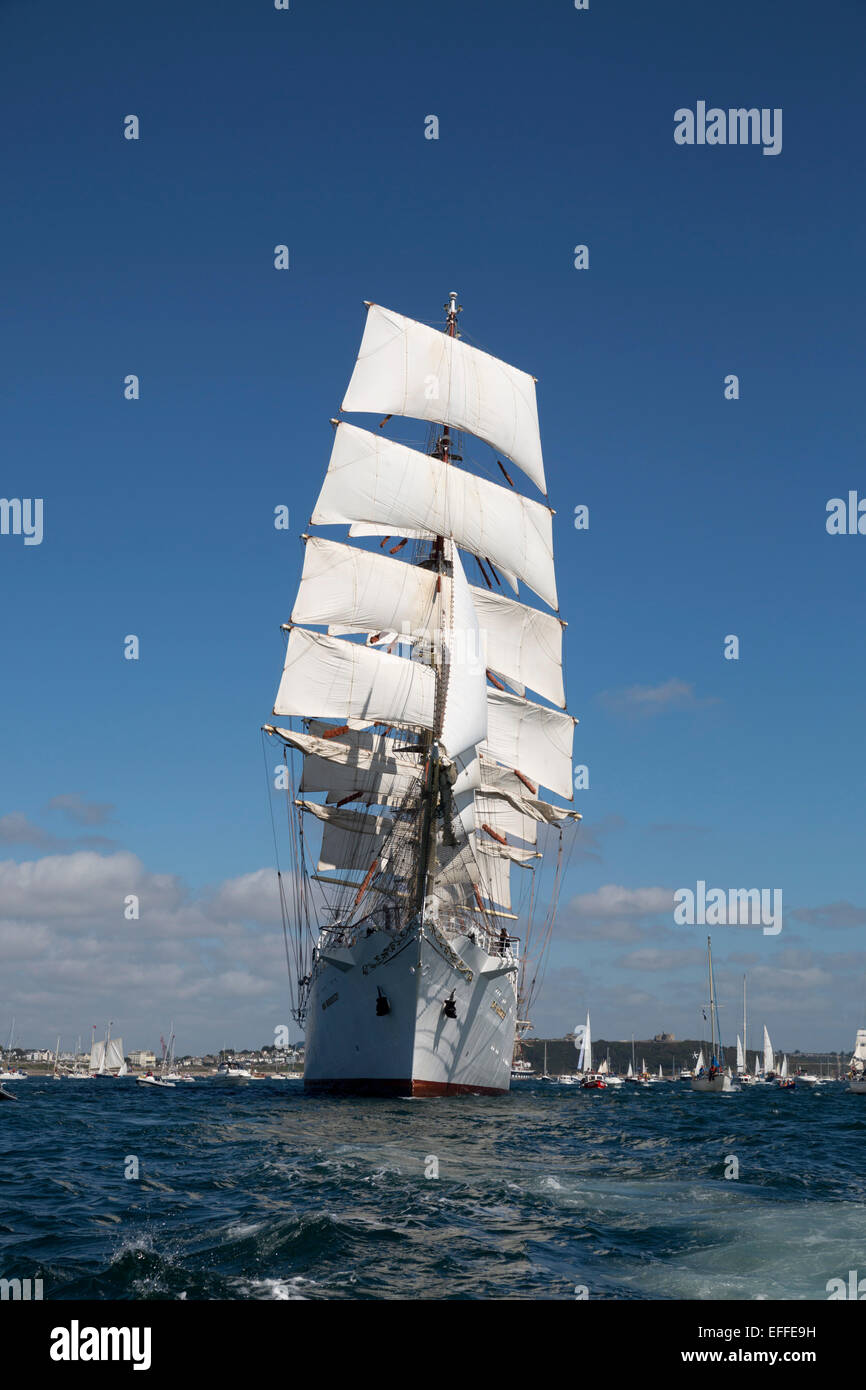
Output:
[{"xmin": 1, "ymin": 0, "xmax": 864, "ymax": 1055}]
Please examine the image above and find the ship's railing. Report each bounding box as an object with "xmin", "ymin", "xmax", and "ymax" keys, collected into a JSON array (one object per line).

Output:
[{"xmin": 441, "ymin": 912, "xmax": 520, "ymax": 961}]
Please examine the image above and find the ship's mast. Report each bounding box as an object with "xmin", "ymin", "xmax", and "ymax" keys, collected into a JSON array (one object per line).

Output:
[{"xmin": 414, "ymin": 292, "xmax": 462, "ymax": 916}]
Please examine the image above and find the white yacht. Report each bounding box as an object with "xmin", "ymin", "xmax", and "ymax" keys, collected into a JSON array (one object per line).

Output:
[
  {"xmin": 216, "ymin": 1062, "xmax": 253, "ymax": 1080},
  {"xmin": 691, "ymin": 938, "xmax": 733, "ymax": 1093}
]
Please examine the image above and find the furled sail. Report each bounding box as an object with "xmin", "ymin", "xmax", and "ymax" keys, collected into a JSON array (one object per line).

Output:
[
  {"xmin": 342, "ymin": 303, "xmax": 547, "ymax": 494},
  {"xmin": 311, "ymin": 424, "xmax": 557, "ymax": 610}
]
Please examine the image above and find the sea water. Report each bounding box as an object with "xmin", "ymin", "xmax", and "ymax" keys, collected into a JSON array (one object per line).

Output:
[{"xmin": 1, "ymin": 1077, "xmax": 863, "ymax": 1300}]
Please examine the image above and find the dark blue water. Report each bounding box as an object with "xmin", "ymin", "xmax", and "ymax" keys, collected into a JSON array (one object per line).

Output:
[{"xmin": 2, "ymin": 1077, "xmax": 864, "ymax": 1300}]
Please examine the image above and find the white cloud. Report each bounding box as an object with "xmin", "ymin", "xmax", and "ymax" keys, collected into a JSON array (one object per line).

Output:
[
  {"xmin": 0, "ymin": 850, "xmax": 296, "ymax": 1052},
  {"xmin": 598, "ymin": 678, "xmax": 718, "ymax": 717},
  {"xmin": 568, "ymin": 884, "xmax": 674, "ymax": 918}
]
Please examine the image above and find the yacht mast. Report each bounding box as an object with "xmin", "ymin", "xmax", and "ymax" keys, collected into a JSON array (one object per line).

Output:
[
  {"xmin": 739, "ymin": 973, "xmax": 750, "ymax": 1067},
  {"xmin": 707, "ymin": 937, "xmax": 716, "ymax": 1063}
]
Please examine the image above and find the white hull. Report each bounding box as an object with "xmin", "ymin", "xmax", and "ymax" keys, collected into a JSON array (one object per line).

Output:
[
  {"xmin": 304, "ymin": 918, "xmax": 517, "ymax": 1096},
  {"xmin": 691, "ymin": 1073, "xmax": 733, "ymax": 1093},
  {"xmin": 848, "ymin": 1077, "xmax": 866, "ymax": 1094}
]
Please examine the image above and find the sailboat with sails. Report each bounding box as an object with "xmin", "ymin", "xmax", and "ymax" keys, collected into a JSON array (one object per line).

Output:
[
  {"xmin": 691, "ymin": 938, "xmax": 733, "ymax": 1093},
  {"xmin": 761, "ymin": 1024, "xmax": 777, "ymax": 1081},
  {"xmin": 577, "ymin": 1013, "xmax": 606, "ymax": 1088},
  {"xmin": 89, "ymin": 1021, "xmax": 125, "ymax": 1077},
  {"xmin": 737, "ymin": 976, "xmax": 755, "ymax": 1084},
  {"xmin": 0, "ymin": 1019, "xmax": 25, "ymax": 1081},
  {"xmin": 263, "ymin": 295, "xmax": 580, "ymax": 1095},
  {"xmin": 847, "ymin": 1029, "xmax": 866, "ymax": 1093}
]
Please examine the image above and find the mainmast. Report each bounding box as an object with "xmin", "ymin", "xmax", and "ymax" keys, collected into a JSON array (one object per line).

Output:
[{"xmin": 415, "ymin": 291, "xmax": 462, "ymax": 916}]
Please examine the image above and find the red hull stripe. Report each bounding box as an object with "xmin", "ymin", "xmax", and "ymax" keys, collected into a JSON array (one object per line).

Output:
[{"xmin": 304, "ymin": 1077, "xmax": 507, "ymax": 1097}]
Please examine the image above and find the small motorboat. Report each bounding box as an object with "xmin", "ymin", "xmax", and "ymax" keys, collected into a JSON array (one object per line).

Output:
[
  {"xmin": 136, "ymin": 1072, "xmax": 176, "ymax": 1088},
  {"xmin": 510, "ymin": 1058, "xmax": 536, "ymax": 1081},
  {"xmin": 0, "ymin": 1082, "xmax": 19, "ymax": 1101},
  {"xmin": 580, "ymin": 1075, "xmax": 607, "ymax": 1090},
  {"xmin": 0, "ymin": 1069, "xmax": 26, "ymax": 1081}
]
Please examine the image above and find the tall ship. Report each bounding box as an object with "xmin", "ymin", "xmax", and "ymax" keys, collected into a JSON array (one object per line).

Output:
[{"xmin": 263, "ymin": 294, "xmax": 579, "ymax": 1095}]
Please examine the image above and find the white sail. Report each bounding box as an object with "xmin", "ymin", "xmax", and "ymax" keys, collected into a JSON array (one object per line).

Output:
[
  {"xmin": 598, "ymin": 1058, "xmax": 609, "ymax": 1075},
  {"xmin": 105, "ymin": 1038, "xmax": 124, "ymax": 1072},
  {"xmin": 293, "ymin": 535, "xmax": 436, "ymax": 637},
  {"xmin": 483, "ymin": 689, "xmax": 575, "ymax": 800},
  {"xmin": 851, "ymin": 1029, "xmax": 866, "ymax": 1067},
  {"xmin": 298, "ymin": 801, "xmax": 401, "ymax": 875},
  {"xmin": 342, "ymin": 303, "xmax": 547, "ymax": 494},
  {"xmin": 318, "ymin": 822, "xmax": 399, "ymax": 876},
  {"xmin": 438, "ymin": 544, "xmax": 488, "ymax": 762},
  {"xmin": 585, "ymin": 1013, "xmax": 593, "ymax": 1073},
  {"xmin": 279, "ymin": 726, "xmax": 558, "ymax": 812},
  {"xmin": 312, "ymin": 424, "xmax": 558, "ymax": 609},
  {"xmin": 275, "ymin": 636, "xmax": 573, "ymax": 800},
  {"xmin": 89, "ymin": 1040, "xmax": 105, "ymax": 1074},
  {"xmin": 302, "ymin": 753, "xmax": 419, "ymax": 806},
  {"xmin": 432, "ymin": 839, "xmax": 519, "ymax": 912},
  {"xmin": 274, "ymin": 726, "xmax": 422, "ymax": 806},
  {"xmin": 763, "ymin": 1025, "xmax": 775, "ymax": 1074},
  {"xmin": 274, "ymin": 627, "xmax": 433, "ymax": 729},
  {"xmin": 626, "ymin": 1060, "xmax": 634, "ymax": 1078},
  {"xmin": 780, "ymin": 1054, "xmax": 788, "ymax": 1078},
  {"xmin": 471, "ymin": 585, "xmax": 565, "ymax": 707},
  {"xmin": 736, "ymin": 1034, "xmax": 744, "ymax": 1071},
  {"xmin": 574, "ymin": 1018, "xmax": 587, "ymax": 1073},
  {"xmin": 457, "ymin": 790, "xmax": 538, "ymax": 845},
  {"xmin": 695, "ymin": 1048, "xmax": 705, "ymax": 1072}
]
